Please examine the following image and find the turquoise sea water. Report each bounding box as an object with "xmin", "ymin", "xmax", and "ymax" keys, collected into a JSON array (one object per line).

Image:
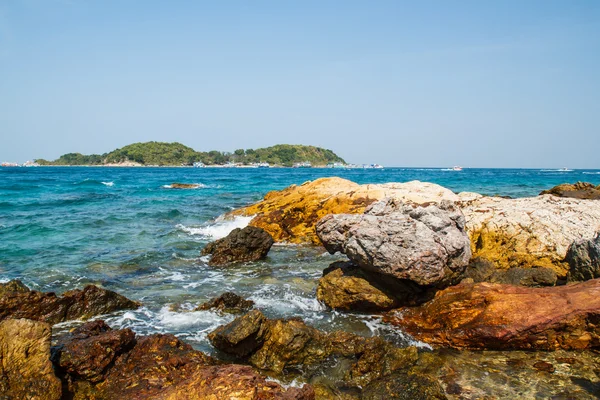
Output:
[{"xmin": 1, "ymin": 166, "xmax": 600, "ymax": 353}]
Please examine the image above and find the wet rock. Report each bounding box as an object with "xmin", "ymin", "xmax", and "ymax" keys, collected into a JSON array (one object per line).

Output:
[
  {"xmin": 566, "ymin": 232, "xmax": 600, "ymax": 282},
  {"xmin": 316, "ymin": 199, "xmax": 471, "ymax": 288},
  {"xmin": 540, "ymin": 182, "xmax": 600, "ymax": 200},
  {"xmin": 54, "ymin": 320, "xmax": 313, "ymax": 399},
  {"xmin": 0, "ymin": 319, "xmax": 62, "ymax": 400},
  {"xmin": 459, "ymin": 192, "xmax": 600, "ymax": 278},
  {"xmin": 209, "ymin": 310, "xmax": 422, "ymax": 388},
  {"xmin": 463, "ymin": 257, "xmax": 557, "ymax": 287},
  {"xmin": 533, "ymin": 361, "xmax": 555, "ymax": 373},
  {"xmin": 196, "ymin": 291, "xmax": 255, "ymax": 313},
  {"xmin": 0, "ymin": 279, "xmax": 30, "ymax": 296},
  {"xmin": 361, "ymin": 372, "xmax": 448, "ymax": 400},
  {"xmin": 384, "ymin": 279, "xmax": 600, "ymax": 350},
  {"xmin": 0, "ymin": 281, "xmax": 140, "ymax": 324},
  {"xmin": 230, "ymin": 177, "xmax": 460, "ymax": 245},
  {"xmin": 201, "ymin": 226, "xmax": 274, "ymax": 266},
  {"xmin": 169, "ymin": 183, "xmax": 202, "ymax": 189},
  {"xmin": 317, "ymin": 261, "xmax": 402, "ymax": 311}
]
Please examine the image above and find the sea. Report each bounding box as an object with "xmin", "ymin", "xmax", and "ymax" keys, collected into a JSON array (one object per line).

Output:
[{"xmin": 1, "ymin": 166, "xmax": 600, "ymax": 354}]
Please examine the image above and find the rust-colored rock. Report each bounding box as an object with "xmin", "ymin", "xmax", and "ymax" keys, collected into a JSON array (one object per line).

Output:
[
  {"xmin": 0, "ymin": 281, "xmax": 140, "ymax": 324},
  {"xmin": 540, "ymin": 182, "xmax": 600, "ymax": 200},
  {"xmin": 196, "ymin": 291, "xmax": 255, "ymax": 313},
  {"xmin": 0, "ymin": 319, "xmax": 62, "ymax": 400},
  {"xmin": 230, "ymin": 177, "xmax": 459, "ymax": 244},
  {"xmin": 384, "ymin": 279, "xmax": 600, "ymax": 350},
  {"xmin": 54, "ymin": 320, "xmax": 314, "ymax": 399}
]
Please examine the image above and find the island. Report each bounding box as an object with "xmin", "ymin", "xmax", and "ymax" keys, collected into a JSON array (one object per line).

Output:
[{"xmin": 35, "ymin": 142, "xmax": 346, "ymax": 167}]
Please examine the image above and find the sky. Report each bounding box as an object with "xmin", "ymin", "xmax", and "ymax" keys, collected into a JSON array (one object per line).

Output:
[{"xmin": 0, "ymin": 1, "xmax": 599, "ymax": 168}]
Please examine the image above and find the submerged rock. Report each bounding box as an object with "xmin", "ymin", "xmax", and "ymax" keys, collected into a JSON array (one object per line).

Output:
[
  {"xmin": 317, "ymin": 261, "xmax": 403, "ymax": 311},
  {"xmin": 0, "ymin": 281, "xmax": 140, "ymax": 324},
  {"xmin": 384, "ymin": 279, "xmax": 600, "ymax": 350},
  {"xmin": 460, "ymin": 193, "xmax": 600, "ymax": 277},
  {"xmin": 169, "ymin": 183, "xmax": 202, "ymax": 189},
  {"xmin": 196, "ymin": 291, "xmax": 255, "ymax": 313},
  {"xmin": 53, "ymin": 319, "xmax": 313, "ymax": 399},
  {"xmin": 201, "ymin": 226, "xmax": 274, "ymax": 266},
  {"xmin": 316, "ymin": 199, "xmax": 471, "ymax": 289},
  {"xmin": 230, "ymin": 177, "xmax": 460, "ymax": 244},
  {"xmin": 566, "ymin": 232, "xmax": 600, "ymax": 282},
  {"xmin": 0, "ymin": 319, "xmax": 62, "ymax": 400},
  {"xmin": 540, "ymin": 182, "xmax": 600, "ymax": 200},
  {"xmin": 463, "ymin": 257, "xmax": 557, "ymax": 287}
]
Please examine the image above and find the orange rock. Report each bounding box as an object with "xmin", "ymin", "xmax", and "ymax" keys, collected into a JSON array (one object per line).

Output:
[{"xmin": 384, "ymin": 279, "xmax": 600, "ymax": 350}]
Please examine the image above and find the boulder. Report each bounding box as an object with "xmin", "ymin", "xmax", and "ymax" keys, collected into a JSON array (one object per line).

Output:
[
  {"xmin": 566, "ymin": 232, "xmax": 600, "ymax": 282},
  {"xmin": 0, "ymin": 319, "xmax": 62, "ymax": 400},
  {"xmin": 317, "ymin": 261, "xmax": 401, "ymax": 311},
  {"xmin": 53, "ymin": 320, "xmax": 313, "ymax": 399},
  {"xmin": 384, "ymin": 279, "xmax": 600, "ymax": 350},
  {"xmin": 208, "ymin": 309, "xmax": 422, "ymax": 388},
  {"xmin": 169, "ymin": 183, "xmax": 202, "ymax": 189},
  {"xmin": 460, "ymin": 193, "xmax": 600, "ymax": 277},
  {"xmin": 201, "ymin": 226, "xmax": 274, "ymax": 266},
  {"xmin": 361, "ymin": 372, "xmax": 447, "ymax": 400},
  {"xmin": 230, "ymin": 177, "xmax": 460, "ymax": 244},
  {"xmin": 463, "ymin": 257, "xmax": 557, "ymax": 287},
  {"xmin": 0, "ymin": 281, "xmax": 140, "ymax": 324},
  {"xmin": 196, "ymin": 292, "xmax": 255, "ymax": 313},
  {"xmin": 540, "ymin": 182, "xmax": 600, "ymax": 200},
  {"xmin": 316, "ymin": 199, "xmax": 471, "ymax": 288}
]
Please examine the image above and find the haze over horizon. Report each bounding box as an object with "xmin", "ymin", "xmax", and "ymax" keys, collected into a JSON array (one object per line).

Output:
[{"xmin": 1, "ymin": 1, "xmax": 599, "ymax": 168}]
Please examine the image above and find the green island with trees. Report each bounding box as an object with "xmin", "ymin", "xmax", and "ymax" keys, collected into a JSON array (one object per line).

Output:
[{"xmin": 35, "ymin": 142, "xmax": 346, "ymax": 167}]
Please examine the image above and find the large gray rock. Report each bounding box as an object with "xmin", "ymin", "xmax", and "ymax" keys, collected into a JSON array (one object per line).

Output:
[
  {"xmin": 316, "ymin": 199, "xmax": 471, "ymax": 287},
  {"xmin": 566, "ymin": 232, "xmax": 600, "ymax": 282}
]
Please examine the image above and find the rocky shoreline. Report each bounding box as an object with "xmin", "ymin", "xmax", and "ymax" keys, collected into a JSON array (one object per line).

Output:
[{"xmin": 2, "ymin": 178, "xmax": 600, "ymax": 399}]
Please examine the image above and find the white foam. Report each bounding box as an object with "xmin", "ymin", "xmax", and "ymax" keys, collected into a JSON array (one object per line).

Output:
[
  {"xmin": 102, "ymin": 181, "xmax": 114, "ymax": 187},
  {"xmin": 0, "ymin": 278, "xmax": 9, "ymax": 283},
  {"xmin": 177, "ymin": 215, "xmax": 254, "ymax": 239},
  {"xmin": 540, "ymin": 169, "xmax": 573, "ymax": 172},
  {"xmin": 583, "ymin": 172, "xmax": 600, "ymax": 175}
]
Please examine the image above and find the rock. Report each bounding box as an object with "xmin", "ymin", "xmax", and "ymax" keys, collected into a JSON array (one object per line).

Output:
[
  {"xmin": 566, "ymin": 232, "xmax": 600, "ymax": 282},
  {"xmin": 0, "ymin": 319, "xmax": 62, "ymax": 400},
  {"xmin": 317, "ymin": 261, "xmax": 401, "ymax": 311},
  {"xmin": 201, "ymin": 226, "xmax": 274, "ymax": 266},
  {"xmin": 0, "ymin": 279, "xmax": 30, "ymax": 296},
  {"xmin": 169, "ymin": 183, "xmax": 202, "ymax": 189},
  {"xmin": 460, "ymin": 193, "xmax": 600, "ymax": 277},
  {"xmin": 209, "ymin": 310, "xmax": 422, "ymax": 388},
  {"xmin": 316, "ymin": 199, "xmax": 471, "ymax": 288},
  {"xmin": 463, "ymin": 257, "xmax": 557, "ymax": 287},
  {"xmin": 361, "ymin": 372, "xmax": 448, "ymax": 400},
  {"xmin": 0, "ymin": 281, "xmax": 140, "ymax": 324},
  {"xmin": 540, "ymin": 182, "xmax": 600, "ymax": 200},
  {"xmin": 196, "ymin": 292, "xmax": 255, "ymax": 313},
  {"xmin": 230, "ymin": 177, "xmax": 460, "ymax": 244},
  {"xmin": 384, "ymin": 279, "xmax": 600, "ymax": 350},
  {"xmin": 53, "ymin": 320, "xmax": 313, "ymax": 399}
]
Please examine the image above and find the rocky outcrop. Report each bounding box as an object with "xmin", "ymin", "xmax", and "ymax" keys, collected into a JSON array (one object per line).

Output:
[
  {"xmin": 460, "ymin": 193, "xmax": 600, "ymax": 277},
  {"xmin": 317, "ymin": 262, "xmax": 401, "ymax": 311},
  {"xmin": 196, "ymin": 292, "xmax": 254, "ymax": 313},
  {"xmin": 0, "ymin": 281, "xmax": 140, "ymax": 324},
  {"xmin": 384, "ymin": 279, "xmax": 600, "ymax": 350},
  {"xmin": 317, "ymin": 199, "xmax": 471, "ymax": 289},
  {"xmin": 463, "ymin": 257, "xmax": 557, "ymax": 287},
  {"xmin": 230, "ymin": 177, "xmax": 460, "ymax": 244},
  {"xmin": 0, "ymin": 319, "xmax": 62, "ymax": 400},
  {"xmin": 201, "ymin": 226, "xmax": 274, "ymax": 266},
  {"xmin": 566, "ymin": 232, "xmax": 600, "ymax": 282},
  {"xmin": 540, "ymin": 182, "xmax": 600, "ymax": 200},
  {"xmin": 53, "ymin": 320, "xmax": 313, "ymax": 399},
  {"xmin": 168, "ymin": 183, "xmax": 202, "ymax": 189}
]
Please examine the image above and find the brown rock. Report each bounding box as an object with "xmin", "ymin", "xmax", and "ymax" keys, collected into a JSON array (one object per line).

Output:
[
  {"xmin": 0, "ymin": 281, "xmax": 140, "ymax": 324},
  {"xmin": 169, "ymin": 183, "xmax": 202, "ymax": 189},
  {"xmin": 0, "ymin": 319, "xmax": 62, "ymax": 400},
  {"xmin": 384, "ymin": 279, "xmax": 600, "ymax": 350},
  {"xmin": 540, "ymin": 182, "xmax": 600, "ymax": 200},
  {"xmin": 230, "ymin": 177, "xmax": 459, "ymax": 245},
  {"xmin": 463, "ymin": 257, "xmax": 557, "ymax": 287},
  {"xmin": 201, "ymin": 226, "xmax": 274, "ymax": 266},
  {"xmin": 54, "ymin": 320, "xmax": 313, "ymax": 399},
  {"xmin": 196, "ymin": 291, "xmax": 254, "ymax": 313},
  {"xmin": 317, "ymin": 261, "xmax": 401, "ymax": 311}
]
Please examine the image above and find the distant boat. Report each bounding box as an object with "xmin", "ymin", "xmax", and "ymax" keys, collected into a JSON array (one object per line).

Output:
[
  {"xmin": 293, "ymin": 161, "xmax": 312, "ymax": 168},
  {"xmin": 327, "ymin": 162, "xmax": 346, "ymax": 169},
  {"xmin": 364, "ymin": 164, "xmax": 384, "ymax": 169},
  {"xmin": 558, "ymin": 167, "xmax": 572, "ymax": 172},
  {"xmin": 257, "ymin": 162, "xmax": 270, "ymax": 168},
  {"xmin": 1, "ymin": 162, "xmax": 19, "ymax": 167},
  {"xmin": 193, "ymin": 162, "xmax": 205, "ymax": 168},
  {"xmin": 452, "ymin": 166, "xmax": 463, "ymax": 171}
]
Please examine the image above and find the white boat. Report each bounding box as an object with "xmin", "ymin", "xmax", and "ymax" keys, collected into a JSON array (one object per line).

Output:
[
  {"xmin": 452, "ymin": 166, "xmax": 463, "ymax": 171},
  {"xmin": 193, "ymin": 162, "xmax": 205, "ymax": 168},
  {"xmin": 327, "ymin": 162, "xmax": 346, "ymax": 169},
  {"xmin": 363, "ymin": 164, "xmax": 384, "ymax": 169},
  {"xmin": 558, "ymin": 167, "xmax": 572, "ymax": 172},
  {"xmin": 293, "ymin": 161, "xmax": 312, "ymax": 168},
  {"xmin": 257, "ymin": 162, "xmax": 270, "ymax": 168}
]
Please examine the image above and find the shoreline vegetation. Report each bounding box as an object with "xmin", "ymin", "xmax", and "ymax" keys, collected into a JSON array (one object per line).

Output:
[{"xmin": 34, "ymin": 141, "xmax": 346, "ymax": 167}]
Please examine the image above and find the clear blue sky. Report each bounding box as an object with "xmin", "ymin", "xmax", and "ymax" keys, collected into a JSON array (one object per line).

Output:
[{"xmin": 1, "ymin": 0, "xmax": 598, "ymax": 167}]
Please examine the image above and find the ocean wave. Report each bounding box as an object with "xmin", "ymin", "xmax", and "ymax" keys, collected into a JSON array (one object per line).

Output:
[
  {"xmin": 102, "ymin": 181, "xmax": 114, "ymax": 187},
  {"xmin": 540, "ymin": 169, "xmax": 573, "ymax": 172},
  {"xmin": 583, "ymin": 172, "xmax": 600, "ymax": 175},
  {"xmin": 73, "ymin": 179, "xmax": 116, "ymax": 186},
  {"xmin": 176, "ymin": 215, "xmax": 254, "ymax": 239}
]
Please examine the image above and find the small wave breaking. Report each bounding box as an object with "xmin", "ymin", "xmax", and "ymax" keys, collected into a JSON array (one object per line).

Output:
[
  {"xmin": 102, "ymin": 181, "xmax": 114, "ymax": 187},
  {"xmin": 177, "ymin": 215, "xmax": 254, "ymax": 239}
]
